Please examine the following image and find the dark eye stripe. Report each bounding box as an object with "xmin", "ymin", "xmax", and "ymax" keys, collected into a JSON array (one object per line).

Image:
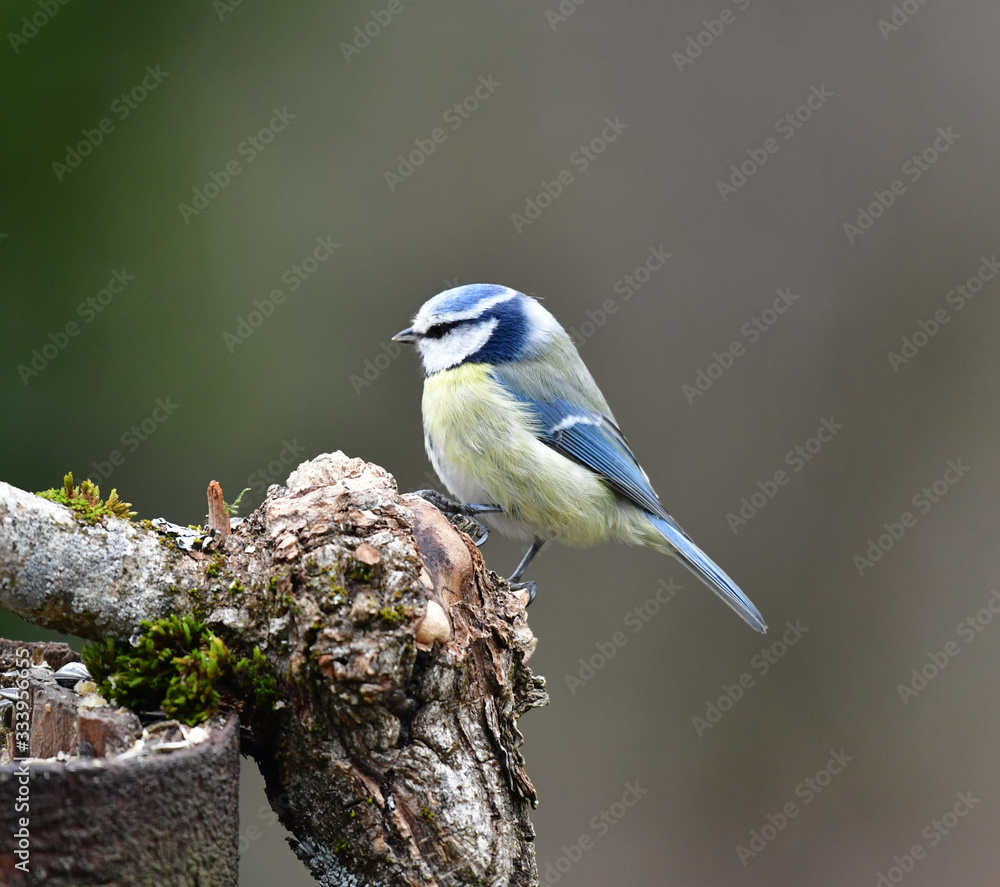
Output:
[{"xmin": 424, "ymin": 320, "xmax": 461, "ymax": 339}]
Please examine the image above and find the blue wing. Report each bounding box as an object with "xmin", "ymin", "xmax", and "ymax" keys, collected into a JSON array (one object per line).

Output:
[
  {"xmin": 517, "ymin": 395, "xmax": 671, "ymax": 521},
  {"xmin": 496, "ymin": 378, "xmax": 767, "ymax": 633}
]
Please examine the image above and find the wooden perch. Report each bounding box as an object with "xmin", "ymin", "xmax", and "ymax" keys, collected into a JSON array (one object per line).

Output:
[{"xmin": 0, "ymin": 453, "xmax": 548, "ymax": 886}]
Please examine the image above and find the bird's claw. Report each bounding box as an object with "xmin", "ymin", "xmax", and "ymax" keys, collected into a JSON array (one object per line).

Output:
[
  {"xmin": 411, "ymin": 490, "xmax": 500, "ymax": 546},
  {"xmin": 448, "ymin": 514, "xmax": 491, "ymax": 546},
  {"xmin": 508, "ymin": 580, "xmax": 537, "ymax": 606}
]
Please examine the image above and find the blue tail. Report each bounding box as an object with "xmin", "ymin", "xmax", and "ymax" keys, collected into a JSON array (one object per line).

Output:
[{"xmin": 648, "ymin": 515, "xmax": 767, "ymax": 633}]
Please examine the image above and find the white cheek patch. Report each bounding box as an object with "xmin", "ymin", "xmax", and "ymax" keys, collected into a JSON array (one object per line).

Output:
[{"xmin": 419, "ymin": 317, "xmax": 500, "ymax": 374}]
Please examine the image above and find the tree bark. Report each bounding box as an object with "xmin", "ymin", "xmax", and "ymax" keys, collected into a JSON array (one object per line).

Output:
[{"xmin": 0, "ymin": 453, "xmax": 548, "ymax": 886}]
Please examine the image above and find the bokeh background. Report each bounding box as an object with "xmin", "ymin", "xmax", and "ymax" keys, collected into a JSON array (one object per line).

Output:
[{"xmin": 4, "ymin": 1, "xmax": 1000, "ymax": 883}]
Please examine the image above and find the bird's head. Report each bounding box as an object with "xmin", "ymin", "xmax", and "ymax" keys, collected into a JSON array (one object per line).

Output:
[{"xmin": 393, "ymin": 284, "xmax": 561, "ymax": 375}]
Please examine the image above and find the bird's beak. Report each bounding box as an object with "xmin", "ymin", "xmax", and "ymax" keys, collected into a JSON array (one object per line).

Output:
[{"xmin": 392, "ymin": 327, "xmax": 418, "ymax": 344}]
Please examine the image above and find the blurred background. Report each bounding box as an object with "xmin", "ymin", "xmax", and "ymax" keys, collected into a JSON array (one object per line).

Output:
[{"xmin": 3, "ymin": 1, "xmax": 1000, "ymax": 883}]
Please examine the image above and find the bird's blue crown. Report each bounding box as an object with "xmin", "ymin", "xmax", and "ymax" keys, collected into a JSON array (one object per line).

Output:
[{"xmin": 405, "ymin": 284, "xmax": 559, "ymax": 373}]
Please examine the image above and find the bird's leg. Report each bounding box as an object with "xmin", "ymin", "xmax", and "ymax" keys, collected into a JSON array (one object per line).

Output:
[
  {"xmin": 411, "ymin": 490, "xmax": 503, "ymax": 547},
  {"xmin": 507, "ymin": 539, "xmax": 547, "ymax": 606},
  {"xmin": 509, "ymin": 540, "xmax": 545, "ymax": 582}
]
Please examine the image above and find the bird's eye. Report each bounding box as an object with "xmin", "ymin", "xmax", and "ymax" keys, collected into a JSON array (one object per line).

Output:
[{"xmin": 423, "ymin": 321, "xmax": 460, "ymax": 339}]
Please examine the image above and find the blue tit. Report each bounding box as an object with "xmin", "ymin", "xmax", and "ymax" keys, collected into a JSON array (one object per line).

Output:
[{"xmin": 393, "ymin": 284, "xmax": 766, "ymax": 633}]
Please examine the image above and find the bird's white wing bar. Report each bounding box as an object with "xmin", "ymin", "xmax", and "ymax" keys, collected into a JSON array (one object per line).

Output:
[{"xmin": 493, "ymin": 378, "xmax": 670, "ymax": 522}]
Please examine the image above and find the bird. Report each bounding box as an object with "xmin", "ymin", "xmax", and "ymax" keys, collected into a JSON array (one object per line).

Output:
[{"xmin": 392, "ymin": 283, "xmax": 767, "ymax": 633}]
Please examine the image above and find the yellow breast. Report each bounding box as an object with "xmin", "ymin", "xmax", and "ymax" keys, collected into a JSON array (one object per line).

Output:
[{"xmin": 421, "ymin": 364, "xmax": 626, "ymax": 546}]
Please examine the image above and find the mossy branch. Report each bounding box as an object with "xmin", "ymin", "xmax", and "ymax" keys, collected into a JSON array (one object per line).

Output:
[{"xmin": 0, "ymin": 453, "xmax": 548, "ymax": 887}]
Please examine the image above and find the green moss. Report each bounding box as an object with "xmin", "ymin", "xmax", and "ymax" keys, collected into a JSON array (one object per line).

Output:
[
  {"xmin": 37, "ymin": 472, "xmax": 135, "ymax": 523},
  {"xmin": 419, "ymin": 805, "xmax": 435, "ymax": 821},
  {"xmin": 309, "ymin": 565, "xmax": 346, "ymax": 604},
  {"xmin": 205, "ymin": 551, "xmax": 226, "ymax": 578},
  {"xmin": 347, "ymin": 558, "xmax": 375, "ymax": 584},
  {"xmin": 82, "ymin": 614, "xmax": 277, "ymax": 726},
  {"xmin": 226, "ymin": 487, "xmax": 251, "ymax": 516},
  {"xmin": 333, "ymin": 840, "xmax": 352, "ymax": 854},
  {"xmin": 378, "ymin": 605, "xmax": 407, "ymax": 625},
  {"xmin": 240, "ymin": 647, "xmax": 279, "ymax": 718}
]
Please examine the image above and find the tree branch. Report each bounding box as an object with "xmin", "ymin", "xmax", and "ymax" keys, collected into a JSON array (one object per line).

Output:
[{"xmin": 0, "ymin": 453, "xmax": 548, "ymax": 886}]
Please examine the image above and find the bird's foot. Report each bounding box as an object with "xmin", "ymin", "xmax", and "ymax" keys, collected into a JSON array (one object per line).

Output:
[
  {"xmin": 508, "ymin": 579, "xmax": 537, "ymax": 606},
  {"xmin": 449, "ymin": 513, "xmax": 492, "ymax": 547},
  {"xmin": 411, "ymin": 490, "xmax": 502, "ymax": 518},
  {"xmin": 411, "ymin": 490, "xmax": 502, "ymax": 547}
]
